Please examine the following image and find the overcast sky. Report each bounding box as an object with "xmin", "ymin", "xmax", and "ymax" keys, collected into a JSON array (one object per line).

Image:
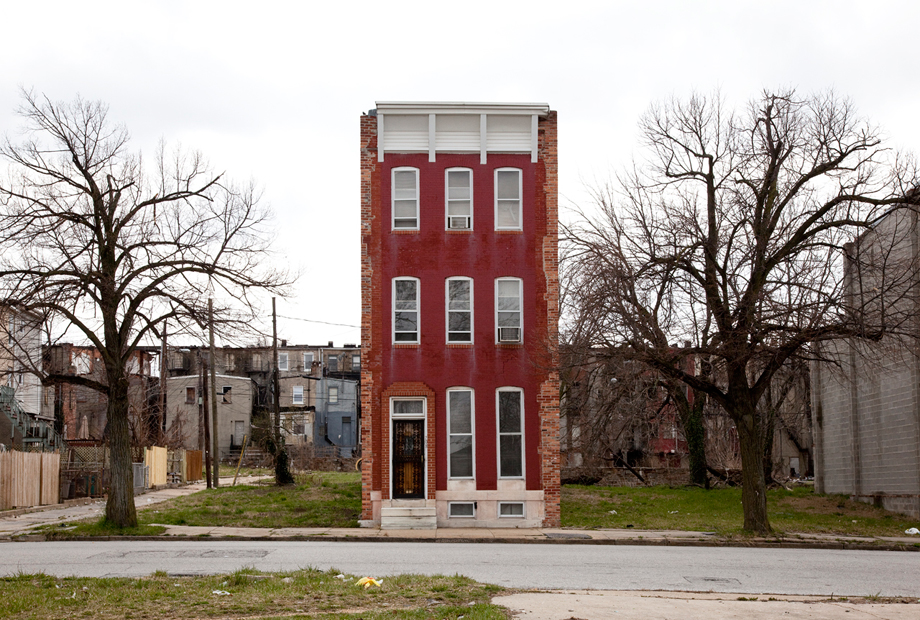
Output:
[{"xmin": 3, "ymin": 0, "xmax": 919, "ymax": 347}]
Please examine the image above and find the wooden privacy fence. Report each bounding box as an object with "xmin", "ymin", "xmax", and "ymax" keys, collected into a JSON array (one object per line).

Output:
[
  {"xmin": 186, "ymin": 450, "xmax": 203, "ymax": 482},
  {"xmin": 144, "ymin": 447, "xmax": 168, "ymax": 487},
  {"xmin": 0, "ymin": 451, "xmax": 60, "ymax": 509}
]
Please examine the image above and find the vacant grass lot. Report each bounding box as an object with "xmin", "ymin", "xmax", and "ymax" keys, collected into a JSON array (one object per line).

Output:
[
  {"xmin": 0, "ymin": 569, "xmax": 507, "ymax": 620},
  {"xmin": 140, "ymin": 471, "xmax": 361, "ymax": 529},
  {"xmin": 562, "ymin": 483, "xmax": 919, "ymax": 537}
]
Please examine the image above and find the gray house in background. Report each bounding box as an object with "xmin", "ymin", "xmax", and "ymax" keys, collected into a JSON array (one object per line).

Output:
[
  {"xmin": 164, "ymin": 374, "xmax": 256, "ymax": 460},
  {"xmin": 315, "ymin": 377, "xmax": 358, "ymax": 457},
  {"xmin": 811, "ymin": 208, "xmax": 920, "ymax": 519}
]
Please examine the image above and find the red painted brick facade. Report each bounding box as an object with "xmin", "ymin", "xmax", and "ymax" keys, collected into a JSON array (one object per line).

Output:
[{"xmin": 361, "ymin": 107, "xmax": 559, "ymax": 527}]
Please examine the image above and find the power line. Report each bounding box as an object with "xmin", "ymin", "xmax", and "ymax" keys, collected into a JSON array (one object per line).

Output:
[{"xmin": 277, "ymin": 315, "xmax": 360, "ymax": 329}]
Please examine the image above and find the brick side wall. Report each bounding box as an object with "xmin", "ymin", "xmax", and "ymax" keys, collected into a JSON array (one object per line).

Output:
[
  {"xmin": 538, "ymin": 112, "xmax": 561, "ymax": 527},
  {"xmin": 360, "ymin": 114, "xmax": 380, "ymax": 521}
]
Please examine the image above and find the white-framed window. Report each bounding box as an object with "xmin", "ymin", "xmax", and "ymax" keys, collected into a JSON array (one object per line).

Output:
[
  {"xmin": 393, "ymin": 277, "xmax": 420, "ymax": 343},
  {"xmin": 447, "ymin": 388, "xmax": 474, "ymax": 478},
  {"xmin": 303, "ymin": 352, "xmax": 314, "ymax": 369},
  {"xmin": 278, "ymin": 351, "xmax": 289, "ymax": 371},
  {"xmin": 392, "ymin": 167, "xmax": 420, "ymax": 229},
  {"xmin": 328, "ymin": 355, "xmax": 338, "ymax": 372},
  {"xmin": 391, "ymin": 397, "xmax": 425, "ymax": 418},
  {"xmin": 495, "ymin": 168, "xmax": 522, "ymax": 230},
  {"xmin": 495, "ymin": 277, "xmax": 522, "ymax": 343},
  {"xmin": 292, "ymin": 385, "xmax": 304, "ymax": 405},
  {"xmin": 497, "ymin": 387, "xmax": 524, "ymax": 478},
  {"xmin": 329, "ymin": 386, "xmax": 339, "ymax": 404},
  {"xmin": 449, "ymin": 502, "xmax": 475, "ymax": 518},
  {"xmin": 352, "ymin": 354, "xmax": 360, "ymax": 370},
  {"xmin": 446, "ymin": 277, "xmax": 472, "ymax": 343},
  {"xmin": 499, "ymin": 502, "xmax": 525, "ymax": 517},
  {"xmin": 445, "ymin": 168, "xmax": 472, "ymax": 230}
]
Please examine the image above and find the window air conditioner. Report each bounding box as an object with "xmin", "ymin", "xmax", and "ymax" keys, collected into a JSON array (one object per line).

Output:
[
  {"xmin": 498, "ymin": 327, "xmax": 521, "ymax": 343},
  {"xmin": 449, "ymin": 216, "xmax": 470, "ymax": 230}
]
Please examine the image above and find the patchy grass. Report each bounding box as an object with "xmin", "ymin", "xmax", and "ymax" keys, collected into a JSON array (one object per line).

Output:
[
  {"xmin": 562, "ymin": 483, "xmax": 919, "ymax": 537},
  {"xmin": 0, "ymin": 569, "xmax": 508, "ymax": 620},
  {"xmin": 140, "ymin": 471, "xmax": 361, "ymax": 529}
]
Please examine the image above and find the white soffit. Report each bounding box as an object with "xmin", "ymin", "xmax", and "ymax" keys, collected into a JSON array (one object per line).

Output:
[{"xmin": 376, "ymin": 102, "xmax": 551, "ymax": 163}]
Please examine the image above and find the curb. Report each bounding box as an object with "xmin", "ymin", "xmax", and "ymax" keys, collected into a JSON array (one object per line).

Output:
[{"xmin": 12, "ymin": 533, "xmax": 919, "ymax": 552}]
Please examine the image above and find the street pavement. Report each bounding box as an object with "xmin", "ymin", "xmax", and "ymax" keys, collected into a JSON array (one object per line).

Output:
[{"xmin": 2, "ymin": 478, "xmax": 919, "ymax": 619}]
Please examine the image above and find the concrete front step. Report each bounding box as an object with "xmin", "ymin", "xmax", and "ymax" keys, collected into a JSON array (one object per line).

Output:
[{"xmin": 380, "ymin": 506, "xmax": 437, "ymax": 530}]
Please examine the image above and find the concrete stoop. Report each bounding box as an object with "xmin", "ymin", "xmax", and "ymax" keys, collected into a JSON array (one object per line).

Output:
[{"xmin": 380, "ymin": 505, "xmax": 437, "ymax": 530}]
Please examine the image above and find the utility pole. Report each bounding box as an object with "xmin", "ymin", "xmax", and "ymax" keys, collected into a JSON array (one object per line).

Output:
[
  {"xmin": 209, "ymin": 299, "xmax": 219, "ymax": 488},
  {"xmin": 202, "ymin": 356, "xmax": 211, "ymax": 489},
  {"xmin": 272, "ymin": 297, "xmax": 280, "ymax": 444},
  {"xmin": 159, "ymin": 320, "xmax": 167, "ymax": 437}
]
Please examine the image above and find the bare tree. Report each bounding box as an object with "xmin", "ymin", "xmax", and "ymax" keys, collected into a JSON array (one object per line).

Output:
[
  {"xmin": 565, "ymin": 89, "xmax": 919, "ymax": 533},
  {"xmin": 0, "ymin": 91, "xmax": 289, "ymax": 527}
]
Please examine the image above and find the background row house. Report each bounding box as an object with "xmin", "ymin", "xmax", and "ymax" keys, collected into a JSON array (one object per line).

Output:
[{"xmin": 360, "ymin": 101, "xmax": 560, "ymax": 528}]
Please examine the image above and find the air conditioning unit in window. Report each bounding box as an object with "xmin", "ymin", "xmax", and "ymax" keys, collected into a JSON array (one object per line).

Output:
[
  {"xmin": 448, "ymin": 216, "xmax": 470, "ymax": 230},
  {"xmin": 498, "ymin": 327, "xmax": 521, "ymax": 343}
]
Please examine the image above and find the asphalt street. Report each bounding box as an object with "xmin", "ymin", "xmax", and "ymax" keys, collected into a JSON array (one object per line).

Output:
[{"xmin": 2, "ymin": 540, "xmax": 917, "ymax": 597}]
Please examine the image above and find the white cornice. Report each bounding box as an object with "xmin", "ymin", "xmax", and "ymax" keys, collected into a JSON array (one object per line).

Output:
[{"xmin": 375, "ymin": 102, "xmax": 551, "ymax": 116}]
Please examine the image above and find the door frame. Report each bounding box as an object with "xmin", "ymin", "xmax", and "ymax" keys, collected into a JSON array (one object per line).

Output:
[{"xmin": 389, "ymin": 396, "xmax": 427, "ymax": 500}]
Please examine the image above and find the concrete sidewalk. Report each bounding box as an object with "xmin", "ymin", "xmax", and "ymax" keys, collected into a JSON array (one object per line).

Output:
[
  {"xmin": 495, "ymin": 590, "xmax": 920, "ymax": 619},
  {"xmin": 2, "ymin": 477, "xmax": 919, "ymax": 550}
]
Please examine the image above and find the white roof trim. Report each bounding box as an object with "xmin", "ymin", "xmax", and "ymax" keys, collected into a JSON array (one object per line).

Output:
[{"xmin": 376, "ymin": 102, "xmax": 550, "ymax": 116}]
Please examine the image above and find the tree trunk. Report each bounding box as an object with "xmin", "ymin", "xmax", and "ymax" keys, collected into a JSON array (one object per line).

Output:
[
  {"xmin": 735, "ymin": 407, "xmax": 771, "ymax": 534},
  {"xmin": 104, "ymin": 374, "xmax": 137, "ymax": 527},
  {"xmin": 683, "ymin": 399, "xmax": 709, "ymax": 488}
]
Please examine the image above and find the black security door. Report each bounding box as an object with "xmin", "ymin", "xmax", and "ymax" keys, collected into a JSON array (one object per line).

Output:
[{"xmin": 393, "ymin": 419, "xmax": 424, "ymax": 498}]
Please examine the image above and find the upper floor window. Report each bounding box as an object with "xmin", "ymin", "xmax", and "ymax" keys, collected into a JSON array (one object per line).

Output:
[
  {"xmin": 222, "ymin": 386, "xmax": 232, "ymax": 404},
  {"xmin": 447, "ymin": 388, "xmax": 474, "ymax": 478},
  {"xmin": 447, "ymin": 277, "xmax": 473, "ymax": 343},
  {"xmin": 446, "ymin": 168, "xmax": 472, "ymax": 230},
  {"xmin": 303, "ymin": 352, "xmax": 314, "ymax": 369},
  {"xmin": 497, "ymin": 387, "xmax": 524, "ymax": 478},
  {"xmin": 393, "ymin": 277, "xmax": 420, "ymax": 343},
  {"xmin": 495, "ymin": 168, "xmax": 522, "ymax": 230},
  {"xmin": 292, "ymin": 385, "xmax": 304, "ymax": 405},
  {"xmin": 278, "ymin": 351, "xmax": 289, "ymax": 371},
  {"xmin": 496, "ymin": 278, "xmax": 522, "ymax": 343},
  {"xmin": 392, "ymin": 167, "xmax": 419, "ymax": 230},
  {"xmin": 328, "ymin": 355, "xmax": 338, "ymax": 372},
  {"xmin": 352, "ymin": 354, "xmax": 361, "ymax": 370},
  {"xmin": 329, "ymin": 386, "xmax": 339, "ymax": 404}
]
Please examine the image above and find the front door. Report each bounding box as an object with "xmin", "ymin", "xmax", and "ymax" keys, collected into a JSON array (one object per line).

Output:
[{"xmin": 392, "ymin": 419, "xmax": 424, "ymax": 498}]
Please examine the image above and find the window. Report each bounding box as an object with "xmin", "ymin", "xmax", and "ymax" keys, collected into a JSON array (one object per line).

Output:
[
  {"xmin": 292, "ymin": 385, "xmax": 304, "ymax": 405},
  {"xmin": 186, "ymin": 387, "xmax": 196, "ymax": 404},
  {"xmin": 303, "ymin": 352, "xmax": 314, "ymax": 369},
  {"xmin": 446, "ymin": 277, "xmax": 472, "ymax": 343},
  {"xmin": 447, "ymin": 388, "xmax": 474, "ymax": 478},
  {"xmin": 327, "ymin": 355, "xmax": 338, "ymax": 372},
  {"xmin": 497, "ymin": 388, "xmax": 524, "ymax": 478},
  {"xmin": 393, "ymin": 277, "xmax": 420, "ymax": 343},
  {"xmin": 222, "ymin": 386, "xmax": 232, "ymax": 404},
  {"xmin": 495, "ymin": 168, "xmax": 522, "ymax": 230},
  {"xmin": 496, "ymin": 278, "xmax": 522, "ymax": 343},
  {"xmin": 351, "ymin": 354, "xmax": 360, "ymax": 370},
  {"xmin": 278, "ymin": 351, "xmax": 289, "ymax": 371},
  {"xmin": 449, "ymin": 502, "xmax": 475, "ymax": 518},
  {"xmin": 499, "ymin": 502, "xmax": 524, "ymax": 517},
  {"xmin": 329, "ymin": 386, "xmax": 339, "ymax": 404},
  {"xmin": 392, "ymin": 167, "xmax": 419, "ymax": 229},
  {"xmin": 7, "ymin": 318, "xmax": 13, "ymax": 345},
  {"xmin": 445, "ymin": 168, "xmax": 472, "ymax": 229}
]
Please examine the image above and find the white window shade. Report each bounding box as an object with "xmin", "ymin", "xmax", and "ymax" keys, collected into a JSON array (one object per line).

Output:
[
  {"xmin": 383, "ymin": 115, "xmax": 428, "ymax": 151},
  {"xmin": 486, "ymin": 115, "xmax": 532, "ymax": 152},
  {"xmin": 435, "ymin": 115, "xmax": 480, "ymax": 151}
]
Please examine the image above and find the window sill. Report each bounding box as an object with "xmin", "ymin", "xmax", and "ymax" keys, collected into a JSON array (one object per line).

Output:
[
  {"xmin": 391, "ymin": 229, "xmax": 419, "ymax": 234},
  {"xmin": 495, "ymin": 343, "xmax": 523, "ymax": 349},
  {"xmin": 447, "ymin": 343, "xmax": 473, "ymax": 349},
  {"xmin": 393, "ymin": 343, "xmax": 420, "ymax": 348},
  {"xmin": 494, "ymin": 229, "xmax": 523, "ymax": 234},
  {"xmin": 446, "ymin": 229, "xmax": 473, "ymax": 234}
]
